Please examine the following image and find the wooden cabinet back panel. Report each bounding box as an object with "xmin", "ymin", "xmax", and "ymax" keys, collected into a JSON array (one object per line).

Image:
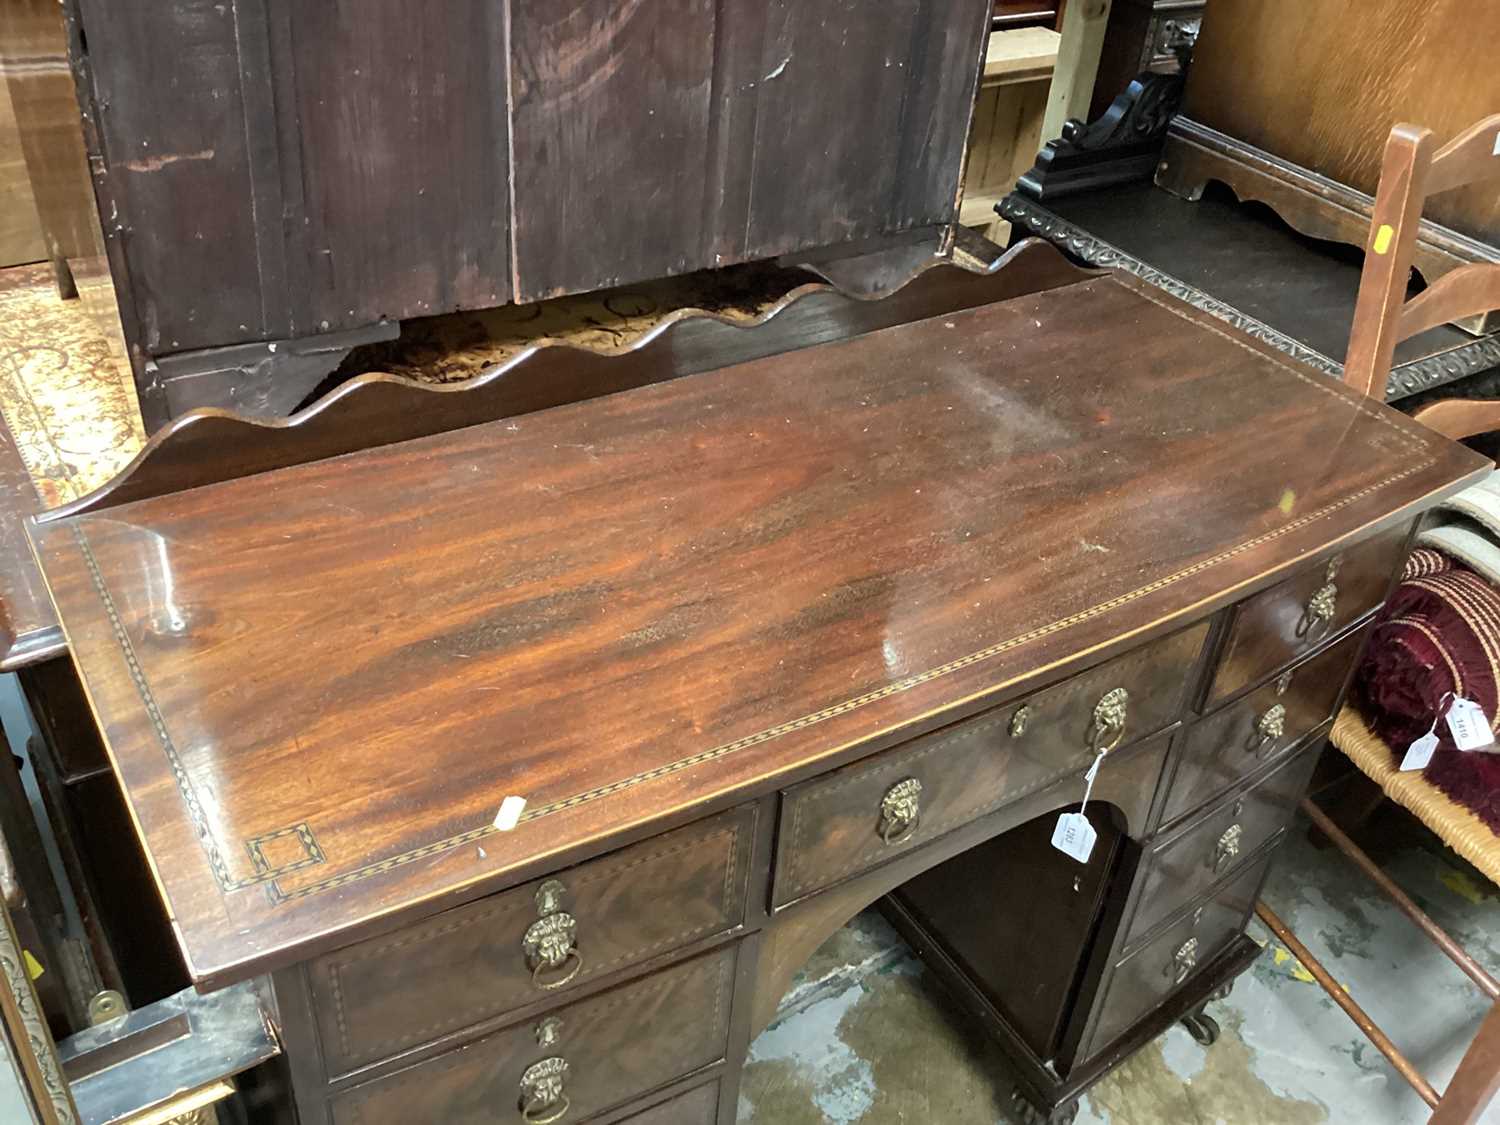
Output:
[
  {"xmin": 1129, "ymin": 745, "xmax": 1318, "ymax": 944},
  {"xmin": 310, "ymin": 805, "xmax": 755, "ymax": 1074},
  {"xmin": 1208, "ymin": 523, "xmax": 1407, "ymax": 705},
  {"xmin": 332, "ymin": 945, "xmax": 736, "ymax": 1125},
  {"xmin": 773, "ymin": 623, "xmax": 1206, "ymax": 908},
  {"xmin": 1166, "ymin": 626, "xmax": 1366, "ymax": 825}
]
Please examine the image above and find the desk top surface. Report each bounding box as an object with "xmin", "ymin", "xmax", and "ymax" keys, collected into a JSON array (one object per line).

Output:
[{"xmin": 30, "ymin": 272, "xmax": 1485, "ymax": 987}]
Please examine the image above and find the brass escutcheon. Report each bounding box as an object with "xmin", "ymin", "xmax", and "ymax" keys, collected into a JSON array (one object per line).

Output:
[
  {"xmin": 535, "ymin": 1016, "xmax": 564, "ymax": 1049},
  {"xmin": 1253, "ymin": 703, "xmax": 1286, "ymax": 757},
  {"xmin": 1010, "ymin": 704, "xmax": 1032, "ymax": 738},
  {"xmin": 1296, "ymin": 582, "xmax": 1338, "ymax": 640},
  {"xmin": 879, "ymin": 778, "xmax": 923, "ymax": 846},
  {"xmin": 519, "ymin": 1056, "xmax": 570, "ymax": 1124},
  {"xmin": 535, "ymin": 879, "xmax": 568, "ymax": 917},
  {"xmin": 1089, "ymin": 687, "xmax": 1129, "ymax": 753},
  {"xmin": 522, "ymin": 912, "xmax": 583, "ymax": 990},
  {"xmin": 1212, "ymin": 823, "xmax": 1243, "ymax": 874}
]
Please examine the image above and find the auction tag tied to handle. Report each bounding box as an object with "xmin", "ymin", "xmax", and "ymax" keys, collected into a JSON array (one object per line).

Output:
[{"xmin": 1051, "ymin": 747, "xmax": 1106, "ymax": 864}]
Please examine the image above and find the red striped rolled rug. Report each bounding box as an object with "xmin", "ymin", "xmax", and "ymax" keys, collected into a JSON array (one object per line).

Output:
[{"xmin": 1354, "ymin": 548, "xmax": 1500, "ymax": 833}]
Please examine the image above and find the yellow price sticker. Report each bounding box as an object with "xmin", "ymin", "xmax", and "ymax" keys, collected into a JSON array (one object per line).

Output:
[{"xmin": 1372, "ymin": 224, "xmax": 1395, "ymax": 255}]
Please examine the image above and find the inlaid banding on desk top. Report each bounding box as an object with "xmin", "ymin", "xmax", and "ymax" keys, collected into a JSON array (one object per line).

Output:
[{"xmin": 28, "ymin": 274, "xmax": 1487, "ymax": 981}]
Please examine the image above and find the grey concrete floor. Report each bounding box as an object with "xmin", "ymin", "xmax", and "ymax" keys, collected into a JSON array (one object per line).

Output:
[{"xmin": 738, "ymin": 812, "xmax": 1500, "ymax": 1124}]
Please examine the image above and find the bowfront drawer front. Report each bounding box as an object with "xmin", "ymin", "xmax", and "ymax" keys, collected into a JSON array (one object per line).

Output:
[
  {"xmin": 310, "ymin": 804, "xmax": 756, "ymax": 1074},
  {"xmin": 1165, "ymin": 626, "xmax": 1367, "ymax": 825},
  {"xmin": 1126, "ymin": 742, "xmax": 1319, "ymax": 945},
  {"xmin": 1207, "ymin": 523, "xmax": 1408, "ymax": 706},
  {"xmin": 772, "ymin": 623, "xmax": 1208, "ymax": 908},
  {"xmin": 332, "ymin": 946, "xmax": 736, "ymax": 1125},
  {"xmin": 624, "ymin": 1081, "xmax": 720, "ymax": 1124},
  {"xmin": 1082, "ymin": 855, "xmax": 1268, "ymax": 1061}
]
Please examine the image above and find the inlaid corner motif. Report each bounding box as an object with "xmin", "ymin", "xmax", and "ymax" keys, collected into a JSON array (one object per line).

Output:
[
  {"xmin": 247, "ymin": 823, "xmax": 327, "ymax": 881},
  {"xmin": 58, "ymin": 278, "xmax": 1447, "ymax": 910}
]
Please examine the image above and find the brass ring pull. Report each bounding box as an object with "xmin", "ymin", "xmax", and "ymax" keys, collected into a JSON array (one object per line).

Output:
[
  {"xmin": 879, "ymin": 778, "xmax": 922, "ymax": 846},
  {"xmin": 1089, "ymin": 687, "xmax": 1129, "ymax": 754},
  {"xmin": 1296, "ymin": 582, "xmax": 1338, "ymax": 641},
  {"xmin": 520, "ymin": 1058, "xmax": 570, "ymax": 1123},
  {"xmin": 531, "ymin": 948, "xmax": 584, "ymax": 991},
  {"xmin": 1211, "ymin": 823, "xmax": 1242, "ymax": 874},
  {"xmin": 1252, "ymin": 703, "xmax": 1286, "ymax": 759},
  {"xmin": 523, "ymin": 912, "xmax": 581, "ymax": 992},
  {"xmin": 1167, "ymin": 937, "xmax": 1199, "ymax": 986},
  {"xmin": 523, "ymin": 1095, "xmax": 570, "ymax": 1125}
]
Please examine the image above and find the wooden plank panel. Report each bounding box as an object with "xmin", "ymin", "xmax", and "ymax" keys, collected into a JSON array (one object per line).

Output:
[
  {"xmin": 0, "ymin": 77, "xmax": 46, "ymax": 267},
  {"xmin": 287, "ymin": 0, "xmax": 510, "ymax": 331},
  {"xmin": 742, "ymin": 0, "xmax": 923, "ymax": 257},
  {"xmin": 511, "ymin": 0, "xmax": 716, "ymax": 300},
  {"xmin": 1184, "ymin": 0, "xmax": 1500, "ymax": 247},
  {"xmin": 72, "ymin": 0, "xmax": 265, "ymax": 353}
]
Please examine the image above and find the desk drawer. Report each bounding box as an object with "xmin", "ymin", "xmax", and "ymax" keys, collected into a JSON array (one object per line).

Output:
[
  {"xmin": 1207, "ymin": 523, "xmax": 1407, "ymax": 706},
  {"xmin": 310, "ymin": 805, "xmax": 755, "ymax": 1074},
  {"xmin": 332, "ymin": 946, "xmax": 735, "ymax": 1125},
  {"xmin": 1165, "ymin": 627, "xmax": 1365, "ymax": 825},
  {"xmin": 626, "ymin": 1081, "xmax": 720, "ymax": 1124},
  {"xmin": 1083, "ymin": 856, "xmax": 1267, "ymax": 1060},
  {"xmin": 773, "ymin": 623, "xmax": 1207, "ymax": 908},
  {"xmin": 1127, "ymin": 743, "xmax": 1317, "ymax": 944}
]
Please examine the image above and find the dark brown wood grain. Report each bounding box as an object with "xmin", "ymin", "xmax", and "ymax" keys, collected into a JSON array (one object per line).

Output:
[
  {"xmin": 623, "ymin": 1081, "xmax": 720, "ymax": 1125},
  {"xmin": 771, "ymin": 625, "xmax": 1205, "ymax": 908},
  {"xmin": 1082, "ymin": 853, "xmax": 1268, "ymax": 1060},
  {"xmin": 1207, "ymin": 524, "xmax": 1410, "ymax": 707},
  {"xmin": 28, "ymin": 272, "xmax": 1488, "ymax": 989},
  {"xmin": 307, "ymin": 804, "xmax": 755, "ymax": 1076},
  {"xmin": 329, "ymin": 945, "xmax": 735, "ymax": 1125},
  {"xmin": 1125, "ymin": 743, "xmax": 1319, "ymax": 944},
  {"xmin": 1165, "ymin": 626, "xmax": 1367, "ymax": 826},
  {"xmin": 62, "ymin": 0, "xmax": 992, "ymax": 414},
  {"xmin": 43, "ymin": 238, "xmax": 1093, "ymax": 520},
  {"xmin": 287, "ymin": 1, "xmax": 512, "ymax": 331}
]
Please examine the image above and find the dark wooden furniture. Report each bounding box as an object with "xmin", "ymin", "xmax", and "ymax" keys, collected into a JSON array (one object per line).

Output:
[
  {"xmin": 54, "ymin": 0, "xmax": 993, "ymax": 430},
  {"xmin": 1155, "ymin": 0, "xmax": 1500, "ymax": 326},
  {"xmin": 24, "ymin": 242, "xmax": 1486, "ymax": 1123},
  {"xmin": 999, "ymin": 183, "xmax": 1500, "ymax": 403},
  {"xmin": 1088, "ymin": 0, "xmax": 1203, "ymax": 119}
]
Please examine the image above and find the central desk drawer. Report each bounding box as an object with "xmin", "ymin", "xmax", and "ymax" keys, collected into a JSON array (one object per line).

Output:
[
  {"xmin": 1127, "ymin": 742, "xmax": 1318, "ymax": 944},
  {"xmin": 332, "ymin": 945, "xmax": 736, "ymax": 1125},
  {"xmin": 772, "ymin": 623, "xmax": 1207, "ymax": 908},
  {"xmin": 1164, "ymin": 626, "xmax": 1366, "ymax": 825},
  {"xmin": 309, "ymin": 805, "xmax": 756, "ymax": 1074}
]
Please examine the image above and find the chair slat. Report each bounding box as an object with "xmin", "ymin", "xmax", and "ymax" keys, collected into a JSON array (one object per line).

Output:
[
  {"xmin": 1397, "ymin": 262, "xmax": 1500, "ymax": 341},
  {"xmin": 1424, "ymin": 113, "xmax": 1500, "ymax": 196}
]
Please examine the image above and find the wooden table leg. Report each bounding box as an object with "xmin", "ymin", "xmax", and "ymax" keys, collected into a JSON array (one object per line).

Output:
[{"xmin": 1432, "ymin": 1002, "xmax": 1500, "ymax": 1125}]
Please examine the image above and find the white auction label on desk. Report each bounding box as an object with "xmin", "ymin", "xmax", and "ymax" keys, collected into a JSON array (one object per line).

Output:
[{"xmin": 1051, "ymin": 812, "xmax": 1096, "ymax": 864}]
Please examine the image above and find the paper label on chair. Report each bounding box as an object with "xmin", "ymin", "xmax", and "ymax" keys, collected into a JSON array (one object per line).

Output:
[
  {"xmin": 1446, "ymin": 698, "xmax": 1495, "ymax": 752},
  {"xmin": 1051, "ymin": 813, "xmax": 1096, "ymax": 864},
  {"xmin": 1492, "ymin": 129, "xmax": 1500, "ymax": 156},
  {"xmin": 1400, "ymin": 731, "xmax": 1439, "ymax": 771}
]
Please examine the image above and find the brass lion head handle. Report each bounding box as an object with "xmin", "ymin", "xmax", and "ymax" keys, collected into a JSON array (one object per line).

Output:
[
  {"xmin": 1089, "ymin": 688, "xmax": 1129, "ymax": 754},
  {"xmin": 879, "ymin": 778, "xmax": 923, "ymax": 846},
  {"xmin": 1296, "ymin": 557, "xmax": 1341, "ymax": 641},
  {"xmin": 1252, "ymin": 703, "xmax": 1286, "ymax": 758},
  {"xmin": 522, "ymin": 879, "xmax": 583, "ymax": 991},
  {"xmin": 519, "ymin": 1056, "xmax": 570, "ymax": 1124}
]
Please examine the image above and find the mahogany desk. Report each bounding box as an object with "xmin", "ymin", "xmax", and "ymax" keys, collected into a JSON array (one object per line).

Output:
[{"xmin": 27, "ymin": 251, "xmax": 1487, "ymax": 1124}]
